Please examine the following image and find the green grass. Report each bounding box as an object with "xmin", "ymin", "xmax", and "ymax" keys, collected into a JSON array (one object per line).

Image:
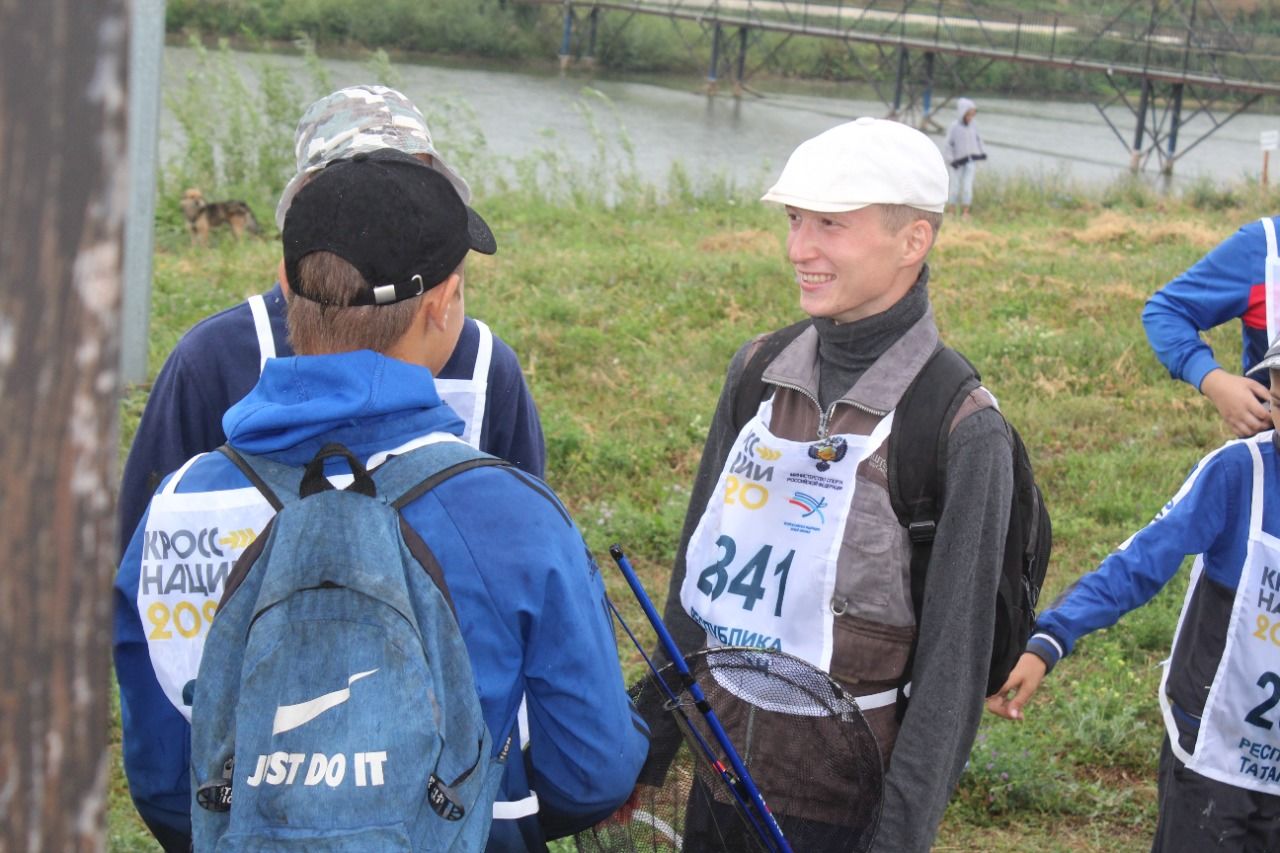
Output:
[{"xmin": 114, "ymin": 170, "xmax": 1280, "ymax": 850}]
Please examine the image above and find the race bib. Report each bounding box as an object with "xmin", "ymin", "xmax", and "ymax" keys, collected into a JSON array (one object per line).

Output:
[{"xmin": 139, "ymin": 486, "xmax": 275, "ymax": 719}]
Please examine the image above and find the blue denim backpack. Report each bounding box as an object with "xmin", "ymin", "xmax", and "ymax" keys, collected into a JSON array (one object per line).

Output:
[{"xmin": 191, "ymin": 440, "xmax": 510, "ymax": 852}]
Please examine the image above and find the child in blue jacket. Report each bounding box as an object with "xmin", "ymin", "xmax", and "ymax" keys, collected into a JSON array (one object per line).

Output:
[
  {"xmin": 988, "ymin": 341, "xmax": 1280, "ymax": 851},
  {"xmin": 114, "ymin": 149, "xmax": 647, "ymax": 852}
]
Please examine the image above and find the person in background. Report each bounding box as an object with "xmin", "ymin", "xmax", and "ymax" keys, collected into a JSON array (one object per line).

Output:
[
  {"xmin": 1143, "ymin": 214, "xmax": 1280, "ymax": 437},
  {"xmin": 944, "ymin": 97, "xmax": 986, "ymax": 218},
  {"xmin": 114, "ymin": 85, "xmax": 545, "ymax": 851}
]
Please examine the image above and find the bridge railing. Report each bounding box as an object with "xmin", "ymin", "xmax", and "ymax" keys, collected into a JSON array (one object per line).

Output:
[{"xmin": 584, "ymin": 0, "xmax": 1280, "ymax": 91}]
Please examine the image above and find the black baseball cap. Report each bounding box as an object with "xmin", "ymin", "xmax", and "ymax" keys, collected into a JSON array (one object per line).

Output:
[{"xmin": 283, "ymin": 148, "xmax": 496, "ymax": 306}]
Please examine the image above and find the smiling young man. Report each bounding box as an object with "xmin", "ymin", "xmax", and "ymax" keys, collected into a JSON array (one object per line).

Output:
[{"xmin": 660, "ymin": 117, "xmax": 1014, "ymax": 851}]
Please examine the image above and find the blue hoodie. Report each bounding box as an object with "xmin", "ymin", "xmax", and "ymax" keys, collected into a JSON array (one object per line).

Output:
[
  {"xmin": 117, "ymin": 283, "xmax": 547, "ymax": 561},
  {"xmin": 113, "ymin": 351, "xmax": 647, "ymax": 851}
]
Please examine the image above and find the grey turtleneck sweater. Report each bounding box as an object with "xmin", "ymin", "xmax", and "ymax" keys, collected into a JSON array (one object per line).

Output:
[
  {"xmin": 814, "ymin": 271, "xmax": 931, "ymax": 409},
  {"xmin": 661, "ymin": 268, "xmax": 1013, "ymax": 853}
]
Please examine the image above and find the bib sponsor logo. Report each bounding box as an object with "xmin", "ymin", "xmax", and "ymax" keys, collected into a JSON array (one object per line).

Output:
[
  {"xmin": 689, "ymin": 606, "xmax": 783, "ymax": 651},
  {"xmin": 140, "ymin": 526, "xmax": 260, "ymax": 640},
  {"xmin": 788, "ymin": 492, "xmax": 826, "ymax": 523},
  {"xmin": 1258, "ymin": 565, "xmax": 1280, "ymax": 615},
  {"xmin": 1237, "ymin": 738, "xmax": 1280, "ymax": 785},
  {"xmin": 807, "ymin": 437, "xmax": 847, "ymax": 472},
  {"xmin": 785, "ymin": 470, "xmax": 843, "ymax": 492},
  {"xmin": 144, "ymin": 526, "xmax": 232, "ymax": 561},
  {"xmin": 783, "ymin": 491, "xmax": 827, "ymax": 535},
  {"xmin": 754, "ymin": 444, "xmax": 782, "ymax": 461},
  {"xmin": 731, "ymin": 432, "xmax": 776, "ymax": 483}
]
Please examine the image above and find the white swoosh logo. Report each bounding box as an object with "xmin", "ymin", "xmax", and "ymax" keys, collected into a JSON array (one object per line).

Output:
[{"xmin": 272, "ymin": 669, "xmax": 378, "ymax": 735}]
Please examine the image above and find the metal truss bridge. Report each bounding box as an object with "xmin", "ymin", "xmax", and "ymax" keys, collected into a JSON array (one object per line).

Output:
[{"xmin": 514, "ymin": 0, "xmax": 1280, "ymax": 174}]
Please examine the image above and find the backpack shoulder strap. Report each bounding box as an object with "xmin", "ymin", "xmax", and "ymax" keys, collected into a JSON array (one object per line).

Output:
[
  {"xmin": 372, "ymin": 439, "xmax": 510, "ymax": 510},
  {"xmin": 730, "ymin": 319, "xmax": 811, "ymax": 432},
  {"xmin": 888, "ymin": 346, "xmax": 981, "ymax": 618},
  {"xmin": 887, "ymin": 346, "xmax": 983, "ymax": 718},
  {"xmin": 371, "ymin": 440, "xmax": 511, "ymax": 621},
  {"xmin": 217, "ymin": 444, "xmax": 297, "ymax": 511}
]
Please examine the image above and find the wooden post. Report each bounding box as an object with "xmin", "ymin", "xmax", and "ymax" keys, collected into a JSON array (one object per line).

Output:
[
  {"xmin": 1262, "ymin": 131, "xmax": 1278, "ymax": 187},
  {"xmin": 0, "ymin": 0, "xmax": 128, "ymax": 849}
]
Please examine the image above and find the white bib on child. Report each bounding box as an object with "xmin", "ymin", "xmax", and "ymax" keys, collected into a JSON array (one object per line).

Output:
[{"xmin": 1160, "ymin": 435, "xmax": 1280, "ymax": 793}]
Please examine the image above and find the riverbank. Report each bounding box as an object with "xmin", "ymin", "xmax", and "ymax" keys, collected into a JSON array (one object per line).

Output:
[{"xmin": 112, "ymin": 175, "xmax": 1276, "ymax": 850}]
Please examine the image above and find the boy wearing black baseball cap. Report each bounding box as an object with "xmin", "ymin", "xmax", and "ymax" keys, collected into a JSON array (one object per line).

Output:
[{"xmin": 115, "ymin": 150, "xmax": 647, "ymax": 851}]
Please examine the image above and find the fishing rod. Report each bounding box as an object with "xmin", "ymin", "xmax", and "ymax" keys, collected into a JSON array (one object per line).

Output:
[
  {"xmin": 603, "ymin": 589, "xmax": 767, "ymax": 846},
  {"xmin": 609, "ymin": 544, "xmax": 793, "ymax": 853}
]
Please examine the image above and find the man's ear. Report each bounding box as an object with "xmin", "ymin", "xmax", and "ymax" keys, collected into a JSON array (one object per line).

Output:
[
  {"xmin": 422, "ymin": 273, "xmax": 461, "ymax": 330},
  {"xmin": 901, "ymin": 219, "xmax": 933, "ymax": 267}
]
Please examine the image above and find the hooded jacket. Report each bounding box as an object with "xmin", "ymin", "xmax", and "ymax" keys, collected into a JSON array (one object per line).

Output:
[
  {"xmin": 943, "ymin": 98, "xmax": 987, "ymax": 168},
  {"xmin": 113, "ymin": 351, "xmax": 646, "ymax": 851}
]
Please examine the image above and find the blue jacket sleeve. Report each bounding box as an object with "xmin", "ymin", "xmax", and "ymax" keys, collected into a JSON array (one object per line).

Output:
[
  {"xmin": 517, "ymin": 490, "xmax": 647, "ymax": 836},
  {"xmin": 1142, "ymin": 223, "xmax": 1265, "ymax": 390},
  {"xmin": 1030, "ymin": 443, "xmax": 1244, "ymax": 669},
  {"xmin": 113, "ymin": 496, "xmax": 195, "ymax": 847},
  {"xmin": 479, "ymin": 335, "xmax": 546, "ymax": 479},
  {"xmin": 119, "ymin": 346, "xmax": 227, "ymax": 560}
]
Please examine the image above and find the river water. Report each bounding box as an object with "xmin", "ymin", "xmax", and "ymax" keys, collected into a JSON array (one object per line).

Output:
[{"xmin": 161, "ymin": 45, "xmax": 1280, "ymax": 197}]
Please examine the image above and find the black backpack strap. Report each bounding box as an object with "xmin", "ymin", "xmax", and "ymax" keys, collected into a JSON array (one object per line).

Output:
[
  {"xmin": 887, "ymin": 346, "xmax": 981, "ymax": 717},
  {"xmin": 730, "ymin": 319, "xmax": 811, "ymax": 432},
  {"xmin": 219, "ymin": 442, "xmax": 380, "ymax": 506},
  {"xmin": 217, "ymin": 444, "xmax": 286, "ymax": 510}
]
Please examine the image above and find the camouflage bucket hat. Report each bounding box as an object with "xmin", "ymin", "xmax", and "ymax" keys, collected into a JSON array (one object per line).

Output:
[{"xmin": 274, "ymin": 84, "xmax": 471, "ymax": 229}]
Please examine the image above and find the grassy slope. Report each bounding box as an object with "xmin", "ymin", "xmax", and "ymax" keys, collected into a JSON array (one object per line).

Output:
[{"xmin": 112, "ymin": 179, "xmax": 1274, "ymax": 850}]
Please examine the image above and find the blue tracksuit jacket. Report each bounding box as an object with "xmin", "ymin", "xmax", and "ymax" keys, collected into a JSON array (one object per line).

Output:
[
  {"xmin": 113, "ymin": 351, "xmax": 645, "ymax": 851},
  {"xmin": 1028, "ymin": 433, "xmax": 1280, "ymax": 724},
  {"xmin": 1143, "ymin": 216, "xmax": 1280, "ymax": 391}
]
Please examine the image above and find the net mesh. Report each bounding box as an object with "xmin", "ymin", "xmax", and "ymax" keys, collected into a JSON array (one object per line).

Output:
[{"xmin": 576, "ymin": 647, "xmax": 883, "ymax": 853}]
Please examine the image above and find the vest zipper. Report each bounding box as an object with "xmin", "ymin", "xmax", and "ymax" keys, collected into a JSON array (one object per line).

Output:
[{"xmin": 766, "ymin": 380, "xmax": 889, "ymax": 439}]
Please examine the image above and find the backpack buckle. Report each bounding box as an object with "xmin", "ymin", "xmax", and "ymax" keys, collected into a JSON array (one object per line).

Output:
[
  {"xmin": 908, "ymin": 520, "xmax": 937, "ymax": 544},
  {"xmin": 196, "ymin": 781, "xmax": 233, "ymax": 812}
]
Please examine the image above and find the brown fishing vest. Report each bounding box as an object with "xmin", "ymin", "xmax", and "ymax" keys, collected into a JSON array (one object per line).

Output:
[{"xmin": 748, "ymin": 310, "xmax": 994, "ymax": 773}]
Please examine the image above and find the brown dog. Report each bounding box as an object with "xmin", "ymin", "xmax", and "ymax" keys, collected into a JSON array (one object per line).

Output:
[{"xmin": 180, "ymin": 188, "xmax": 262, "ymax": 244}]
